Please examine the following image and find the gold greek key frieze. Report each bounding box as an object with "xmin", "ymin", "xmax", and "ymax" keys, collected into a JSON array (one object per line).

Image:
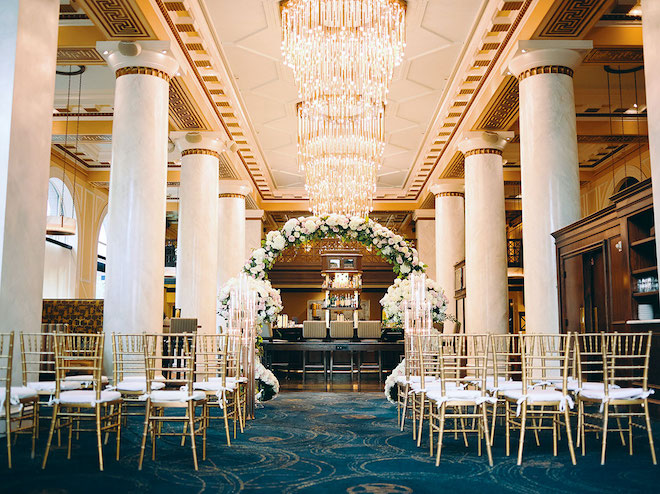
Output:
[
  {"xmin": 57, "ymin": 47, "xmax": 105, "ymax": 65},
  {"xmin": 115, "ymin": 66, "xmax": 170, "ymax": 82},
  {"xmin": 181, "ymin": 149, "xmax": 220, "ymax": 159},
  {"xmin": 518, "ymin": 65, "xmax": 573, "ymax": 82},
  {"xmin": 435, "ymin": 192, "xmax": 464, "ymax": 198},
  {"xmin": 169, "ymin": 78, "xmax": 209, "ymax": 130},
  {"xmin": 439, "ymin": 151, "xmax": 466, "ymax": 179},
  {"xmin": 535, "ymin": 0, "xmax": 607, "ymax": 39},
  {"xmin": 464, "ymin": 148, "xmax": 503, "ymax": 157},
  {"xmin": 79, "ymin": 0, "xmax": 155, "ymax": 39},
  {"xmin": 218, "ymin": 193, "xmax": 247, "ymax": 199},
  {"xmin": 473, "ymin": 76, "xmax": 519, "ymax": 131}
]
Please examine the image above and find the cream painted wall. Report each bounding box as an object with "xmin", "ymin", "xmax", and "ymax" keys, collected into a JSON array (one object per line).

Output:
[
  {"xmin": 580, "ymin": 147, "xmax": 650, "ymax": 217},
  {"xmin": 43, "ymin": 240, "xmax": 77, "ymax": 298}
]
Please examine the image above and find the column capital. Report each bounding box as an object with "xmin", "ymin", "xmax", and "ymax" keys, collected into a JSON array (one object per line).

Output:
[
  {"xmin": 508, "ymin": 40, "xmax": 593, "ymax": 81},
  {"xmin": 219, "ymin": 180, "xmax": 251, "ymax": 198},
  {"xmin": 246, "ymin": 209, "xmax": 265, "ymax": 220},
  {"xmin": 413, "ymin": 209, "xmax": 435, "ymax": 221},
  {"xmin": 457, "ymin": 131, "xmax": 513, "ymax": 156},
  {"xmin": 172, "ymin": 132, "xmax": 226, "ymax": 158},
  {"xmin": 430, "ymin": 179, "xmax": 464, "ymax": 197},
  {"xmin": 97, "ymin": 41, "xmax": 179, "ymax": 79}
]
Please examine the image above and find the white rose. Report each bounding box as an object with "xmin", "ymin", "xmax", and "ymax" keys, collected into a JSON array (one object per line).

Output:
[
  {"xmin": 400, "ymin": 264, "xmax": 411, "ymax": 274},
  {"xmin": 305, "ymin": 219, "xmax": 317, "ymax": 233}
]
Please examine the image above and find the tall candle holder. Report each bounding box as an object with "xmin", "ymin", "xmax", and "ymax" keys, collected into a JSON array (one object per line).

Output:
[{"xmin": 228, "ymin": 273, "xmax": 258, "ymax": 419}]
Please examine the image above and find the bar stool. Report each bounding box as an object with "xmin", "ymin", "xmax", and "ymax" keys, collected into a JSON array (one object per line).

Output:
[
  {"xmin": 356, "ymin": 321, "xmax": 382, "ymax": 388},
  {"xmin": 302, "ymin": 321, "xmax": 327, "ymax": 385},
  {"xmin": 329, "ymin": 321, "xmax": 355, "ymax": 386}
]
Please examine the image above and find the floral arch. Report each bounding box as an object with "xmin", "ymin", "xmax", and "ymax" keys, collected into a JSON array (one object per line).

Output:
[{"xmin": 243, "ymin": 214, "xmax": 425, "ymax": 280}]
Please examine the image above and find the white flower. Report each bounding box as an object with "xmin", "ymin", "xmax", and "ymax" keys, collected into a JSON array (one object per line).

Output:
[
  {"xmin": 304, "ymin": 219, "xmax": 317, "ymax": 233},
  {"xmin": 283, "ymin": 218, "xmax": 299, "ymax": 235},
  {"xmin": 400, "ymin": 264, "xmax": 411, "ymax": 274},
  {"xmin": 271, "ymin": 234, "xmax": 286, "ymax": 251}
]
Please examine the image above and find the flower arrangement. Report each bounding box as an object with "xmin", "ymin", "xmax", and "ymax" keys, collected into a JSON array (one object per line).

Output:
[
  {"xmin": 384, "ymin": 359, "xmax": 405, "ymax": 404},
  {"xmin": 217, "ymin": 276, "xmax": 283, "ymax": 327},
  {"xmin": 380, "ymin": 276, "xmax": 449, "ymax": 327},
  {"xmin": 244, "ymin": 214, "xmax": 425, "ymax": 279},
  {"xmin": 255, "ymin": 358, "xmax": 280, "ymax": 402}
]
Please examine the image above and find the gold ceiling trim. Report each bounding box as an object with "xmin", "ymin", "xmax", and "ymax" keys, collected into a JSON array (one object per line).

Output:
[
  {"xmin": 464, "ymin": 148, "xmax": 503, "ymax": 157},
  {"xmin": 57, "ymin": 47, "xmax": 105, "ymax": 65},
  {"xmin": 116, "ymin": 66, "xmax": 170, "ymax": 82},
  {"xmin": 534, "ymin": 0, "xmax": 609, "ymax": 39},
  {"xmin": 169, "ymin": 78, "xmax": 210, "ymax": 131},
  {"xmin": 518, "ymin": 65, "xmax": 573, "ymax": 81},
  {"xmin": 583, "ymin": 47, "xmax": 644, "ymax": 64},
  {"xmin": 78, "ymin": 0, "xmax": 156, "ymax": 39},
  {"xmin": 181, "ymin": 148, "xmax": 220, "ymax": 159},
  {"xmin": 439, "ymin": 151, "xmax": 465, "ymax": 179},
  {"xmin": 473, "ymin": 76, "xmax": 519, "ymax": 131}
]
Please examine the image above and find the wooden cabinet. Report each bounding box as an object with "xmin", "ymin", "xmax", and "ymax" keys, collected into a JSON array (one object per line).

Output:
[{"xmin": 553, "ymin": 179, "xmax": 659, "ymax": 414}]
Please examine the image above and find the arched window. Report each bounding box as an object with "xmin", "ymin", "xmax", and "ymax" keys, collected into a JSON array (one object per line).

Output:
[
  {"xmin": 43, "ymin": 177, "xmax": 78, "ymax": 298},
  {"xmin": 614, "ymin": 176, "xmax": 639, "ymax": 194},
  {"xmin": 95, "ymin": 217, "xmax": 107, "ymax": 299}
]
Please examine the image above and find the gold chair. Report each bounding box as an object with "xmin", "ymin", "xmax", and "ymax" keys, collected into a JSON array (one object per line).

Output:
[
  {"xmin": 139, "ymin": 333, "xmax": 208, "ymax": 471},
  {"xmin": 42, "ymin": 333, "xmax": 122, "ymax": 471},
  {"xmin": 1, "ymin": 332, "xmax": 39, "ymax": 468},
  {"xmin": 488, "ymin": 334, "xmax": 523, "ymax": 445},
  {"xmin": 194, "ymin": 333, "xmax": 237, "ymax": 446},
  {"xmin": 576, "ymin": 331, "xmax": 656, "ymax": 465},
  {"xmin": 501, "ymin": 334, "xmax": 576, "ymax": 466},
  {"xmin": 426, "ymin": 334, "xmax": 494, "ymax": 466}
]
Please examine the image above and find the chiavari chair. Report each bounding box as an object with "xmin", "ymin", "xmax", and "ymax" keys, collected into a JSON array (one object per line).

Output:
[
  {"xmin": 1, "ymin": 332, "xmax": 38, "ymax": 468},
  {"xmin": 488, "ymin": 334, "xmax": 523, "ymax": 445},
  {"xmin": 426, "ymin": 334, "xmax": 494, "ymax": 466},
  {"xmin": 501, "ymin": 334, "xmax": 576, "ymax": 466},
  {"xmin": 576, "ymin": 331, "xmax": 656, "ymax": 465},
  {"xmin": 42, "ymin": 333, "xmax": 122, "ymax": 471},
  {"xmin": 139, "ymin": 333, "xmax": 208, "ymax": 471},
  {"xmin": 224, "ymin": 330, "xmax": 246, "ymax": 435},
  {"xmin": 193, "ymin": 332, "xmax": 235, "ymax": 446}
]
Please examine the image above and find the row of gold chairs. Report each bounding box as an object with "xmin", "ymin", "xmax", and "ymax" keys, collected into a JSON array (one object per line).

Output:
[
  {"xmin": 1, "ymin": 331, "xmax": 248, "ymax": 471},
  {"xmin": 396, "ymin": 332, "xmax": 656, "ymax": 466}
]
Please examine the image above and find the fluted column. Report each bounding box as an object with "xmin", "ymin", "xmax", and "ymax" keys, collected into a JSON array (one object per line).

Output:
[
  {"xmin": 413, "ymin": 209, "xmax": 436, "ymax": 279},
  {"xmin": 173, "ymin": 132, "xmax": 223, "ymax": 335},
  {"xmin": 643, "ymin": 0, "xmax": 660, "ymax": 308},
  {"xmin": 245, "ymin": 209, "xmax": 265, "ymax": 262},
  {"xmin": 98, "ymin": 41, "xmax": 178, "ymax": 368},
  {"xmin": 218, "ymin": 181, "xmax": 251, "ymax": 291},
  {"xmin": 509, "ymin": 40, "xmax": 591, "ymax": 334},
  {"xmin": 458, "ymin": 132, "xmax": 511, "ymax": 335},
  {"xmin": 0, "ymin": 0, "xmax": 59, "ymax": 378},
  {"xmin": 430, "ymin": 181, "xmax": 465, "ymax": 331}
]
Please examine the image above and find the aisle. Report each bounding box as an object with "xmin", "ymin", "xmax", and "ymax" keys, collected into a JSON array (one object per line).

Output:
[{"xmin": 2, "ymin": 392, "xmax": 659, "ymax": 493}]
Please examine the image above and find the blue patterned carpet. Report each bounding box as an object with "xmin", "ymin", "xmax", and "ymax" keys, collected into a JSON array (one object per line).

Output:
[{"xmin": 2, "ymin": 392, "xmax": 659, "ymax": 493}]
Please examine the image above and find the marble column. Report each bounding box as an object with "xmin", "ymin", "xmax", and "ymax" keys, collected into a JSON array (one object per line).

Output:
[
  {"xmin": 245, "ymin": 209, "xmax": 265, "ymax": 262},
  {"xmin": 429, "ymin": 181, "xmax": 465, "ymax": 331},
  {"xmin": 413, "ymin": 209, "xmax": 436, "ymax": 279},
  {"xmin": 643, "ymin": 0, "xmax": 660, "ymax": 308},
  {"xmin": 218, "ymin": 181, "xmax": 251, "ymax": 291},
  {"xmin": 173, "ymin": 133, "xmax": 223, "ymax": 335},
  {"xmin": 458, "ymin": 132, "xmax": 512, "ymax": 335},
  {"xmin": 509, "ymin": 40, "xmax": 591, "ymax": 334},
  {"xmin": 0, "ymin": 0, "xmax": 59, "ymax": 379},
  {"xmin": 98, "ymin": 41, "xmax": 178, "ymax": 370}
]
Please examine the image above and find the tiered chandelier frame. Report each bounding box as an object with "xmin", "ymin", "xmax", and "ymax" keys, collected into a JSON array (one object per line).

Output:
[{"xmin": 281, "ymin": 0, "xmax": 406, "ymax": 217}]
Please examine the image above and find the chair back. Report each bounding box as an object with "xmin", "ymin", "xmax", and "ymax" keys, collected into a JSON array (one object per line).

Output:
[
  {"xmin": 574, "ymin": 332, "xmax": 605, "ymax": 386},
  {"xmin": 601, "ymin": 331, "xmax": 652, "ymax": 391},
  {"xmin": 143, "ymin": 333, "xmax": 195, "ymax": 395},
  {"xmin": 414, "ymin": 332, "xmax": 441, "ymax": 390},
  {"xmin": 40, "ymin": 323, "xmax": 68, "ymax": 334},
  {"xmin": 169, "ymin": 318, "xmax": 198, "ymax": 334},
  {"xmin": 195, "ymin": 333, "xmax": 229, "ymax": 387},
  {"xmin": 53, "ymin": 333, "xmax": 104, "ymax": 399},
  {"xmin": 440, "ymin": 334, "xmax": 490, "ymax": 394},
  {"xmin": 1, "ymin": 332, "xmax": 14, "ymax": 411},
  {"xmin": 490, "ymin": 334, "xmax": 522, "ymax": 383},
  {"xmin": 20, "ymin": 332, "xmax": 56, "ymax": 386},
  {"xmin": 303, "ymin": 320, "xmax": 326, "ymax": 339},
  {"xmin": 112, "ymin": 333, "xmax": 146, "ymax": 382},
  {"xmin": 520, "ymin": 334, "xmax": 571, "ymax": 393},
  {"xmin": 357, "ymin": 321, "xmax": 381, "ymax": 340},
  {"xmin": 330, "ymin": 321, "xmax": 353, "ymax": 339}
]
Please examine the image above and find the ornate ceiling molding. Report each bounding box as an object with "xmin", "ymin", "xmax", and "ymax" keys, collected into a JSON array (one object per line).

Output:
[
  {"xmin": 169, "ymin": 78, "xmax": 210, "ymax": 131},
  {"xmin": 472, "ymin": 76, "xmax": 519, "ymax": 131},
  {"xmin": 78, "ymin": 0, "xmax": 156, "ymax": 39},
  {"xmin": 57, "ymin": 47, "xmax": 105, "ymax": 65},
  {"xmin": 534, "ymin": 0, "xmax": 609, "ymax": 39},
  {"xmin": 582, "ymin": 47, "xmax": 644, "ymax": 64}
]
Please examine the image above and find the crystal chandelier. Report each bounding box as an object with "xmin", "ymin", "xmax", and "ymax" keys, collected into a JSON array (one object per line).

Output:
[{"xmin": 282, "ymin": 0, "xmax": 405, "ymax": 115}]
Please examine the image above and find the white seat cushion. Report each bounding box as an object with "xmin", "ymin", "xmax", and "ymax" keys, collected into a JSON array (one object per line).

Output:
[
  {"xmin": 64, "ymin": 374, "xmax": 109, "ymax": 385},
  {"xmin": 487, "ymin": 380, "xmax": 523, "ymax": 393},
  {"xmin": 410, "ymin": 380, "xmax": 462, "ymax": 393},
  {"xmin": 427, "ymin": 389, "xmax": 490, "ymax": 404},
  {"xmin": 579, "ymin": 387, "xmax": 653, "ymax": 402},
  {"xmin": 122, "ymin": 375, "xmax": 165, "ymax": 382},
  {"xmin": 27, "ymin": 380, "xmax": 81, "ymax": 393},
  {"xmin": 58, "ymin": 390, "xmax": 121, "ymax": 405},
  {"xmin": 0, "ymin": 386, "xmax": 38, "ymax": 409},
  {"xmin": 148, "ymin": 390, "xmax": 206, "ymax": 402},
  {"xmin": 116, "ymin": 380, "xmax": 165, "ymax": 393},
  {"xmin": 193, "ymin": 381, "xmax": 236, "ymax": 392}
]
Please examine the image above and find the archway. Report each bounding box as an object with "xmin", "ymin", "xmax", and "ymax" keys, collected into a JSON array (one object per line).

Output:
[
  {"xmin": 43, "ymin": 176, "xmax": 78, "ymax": 298},
  {"xmin": 95, "ymin": 215, "xmax": 108, "ymax": 298}
]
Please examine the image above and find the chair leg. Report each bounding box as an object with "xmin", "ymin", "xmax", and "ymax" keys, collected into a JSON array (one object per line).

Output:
[
  {"xmin": 490, "ymin": 398, "xmax": 498, "ymax": 447},
  {"xmin": 223, "ymin": 396, "xmax": 231, "ymax": 447},
  {"xmin": 614, "ymin": 406, "xmax": 626, "ymax": 446},
  {"xmin": 628, "ymin": 414, "xmax": 634, "ymax": 456},
  {"xmin": 400, "ymin": 385, "xmax": 409, "ymax": 432},
  {"xmin": 416, "ymin": 394, "xmax": 426, "ymax": 447},
  {"xmin": 5, "ymin": 414, "xmax": 11, "ymax": 469},
  {"xmin": 435, "ymin": 404, "xmax": 446, "ymax": 467},
  {"xmin": 116, "ymin": 404, "xmax": 122, "ymax": 461},
  {"xmin": 505, "ymin": 401, "xmax": 511, "ymax": 457},
  {"xmin": 429, "ymin": 402, "xmax": 434, "ymax": 457},
  {"xmin": 202, "ymin": 404, "xmax": 208, "ymax": 461},
  {"xmin": 601, "ymin": 404, "xmax": 609, "ymax": 465},
  {"xmin": 643, "ymin": 400, "xmax": 657, "ymax": 465},
  {"xmin": 580, "ymin": 401, "xmax": 586, "ymax": 456},
  {"xmin": 42, "ymin": 403, "xmax": 59, "ymax": 470},
  {"xmin": 138, "ymin": 401, "xmax": 151, "ymax": 471},
  {"xmin": 517, "ymin": 404, "xmax": 527, "ymax": 466},
  {"xmin": 67, "ymin": 413, "xmax": 73, "ymax": 459},
  {"xmin": 31, "ymin": 401, "xmax": 38, "ymax": 459},
  {"xmin": 95, "ymin": 407, "xmax": 104, "ymax": 471},
  {"xmin": 188, "ymin": 402, "xmax": 199, "ymax": 471},
  {"xmin": 482, "ymin": 404, "xmax": 493, "ymax": 467},
  {"xmin": 564, "ymin": 406, "xmax": 576, "ymax": 466}
]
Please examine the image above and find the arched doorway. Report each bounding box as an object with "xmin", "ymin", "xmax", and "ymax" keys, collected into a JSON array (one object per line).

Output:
[{"xmin": 43, "ymin": 177, "xmax": 78, "ymax": 298}]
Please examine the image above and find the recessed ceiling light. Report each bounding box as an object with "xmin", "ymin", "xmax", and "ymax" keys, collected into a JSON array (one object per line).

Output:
[
  {"xmin": 102, "ymin": 50, "xmax": 109, "ymax": 55},
  {"xmin": 521, "ymin": 49, "xmax": 527, "ymax": 53},
  {"xmin": 161, "ymin": 50, "xmax": 167, "ymax": 54}
]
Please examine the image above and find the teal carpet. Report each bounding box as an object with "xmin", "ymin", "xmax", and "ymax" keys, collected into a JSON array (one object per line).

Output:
[{"xmin": 1, "ymin": 392, "xmax": 659, "ymax": 493}]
